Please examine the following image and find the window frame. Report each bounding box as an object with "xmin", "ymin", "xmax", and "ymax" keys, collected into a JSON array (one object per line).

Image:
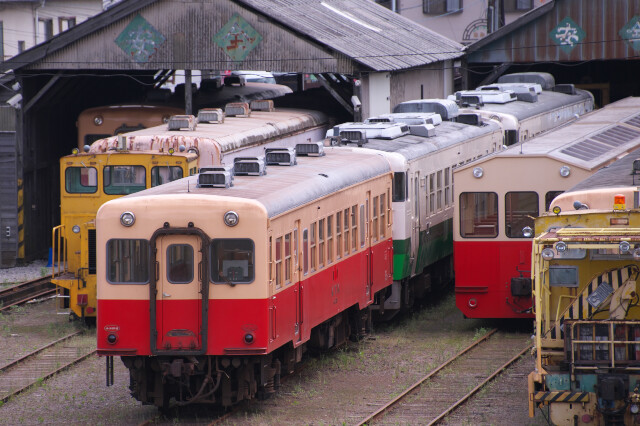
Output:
[{"xmin": 106, "ymin": 238, "xmax": 150, "ymax": 284}]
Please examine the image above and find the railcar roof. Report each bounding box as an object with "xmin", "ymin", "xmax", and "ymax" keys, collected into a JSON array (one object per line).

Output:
[
  {"xmin": 119, "ymin": 148, "xmax": 390, "ymax": 218},
  {"xmin": 456, "ymin": 97, "xmax": 640, "ymax": 171},
  {"xmin": 342, "ymin": 120, "xmax": 502, "ymax": 161},
  {"xmin": 88, "ymin": 108, "xmax": 328, "ymax": 154},
  {"xmin": 566, "ymin": 146, "xmax": 640, "ymax": 192},
  {"xmin": 459, "ymin": 89, "xmax": 592, "ymax": 121}
]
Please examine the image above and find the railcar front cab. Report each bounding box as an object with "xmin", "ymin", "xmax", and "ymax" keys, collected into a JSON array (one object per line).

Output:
[
  {"xmin": 52, "ymin": 140, "xmax": 198, "ymax": 322},
  {"xmin": 529, "ymin": 192, "xmax": 640, "ymax": 425}
]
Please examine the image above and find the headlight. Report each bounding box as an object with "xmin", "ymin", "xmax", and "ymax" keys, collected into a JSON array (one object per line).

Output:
[
  {"xmin": 120, "ymin": 211, "xmax": 135, "ymax": 227},
  {"xmin": 522, "ymin": 226, "xmax": 533, "ymax": 238},
  {"xmin": 620, "ymin": 241, "xmax": 631, "ymax": 253},
  {"xmin": 72, "ymin": 225, "xmax": 81, "ymax": 234},
  {"xmin": 552, "ymin": 206, "xmax": 561, "ymax": 215},
  {"xmin": 555, "ymin": 241, "xmax": 567, "ymax": 253},
  {"xmin": 472, "ymin": 167, "xmax": 484, "ymax": 178},
  {"xmin": 94, "ymin": 115, "xmax": 103, "ymax": 126},
  {"xmin": 541, "ymin": 248, "xmax": 555, "ymax": 260},
  {"xmin": 224, "ymin": 211, "xmax": 239, "ymax": 227},
  {"xmin": 631, "ymin": 404, "xmax": 639, "ymax": 414},
  {"xmin": 559, "ymin": 165, "xmax": 571, "ymax": 177}
]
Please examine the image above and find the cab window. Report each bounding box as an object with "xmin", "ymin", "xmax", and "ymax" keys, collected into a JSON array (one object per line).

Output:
[
  {"xmin": 151, "ymin": 166, "xmax": 183, "ymax": 187},
  {"xmin": 104, "ymin": 165, "xmax": 146, "ymax": 195},
  {"xmin": 65, "ymin": 167, "xmax": 97, "ymax": 193},
  {"xmin": 459, "ymin": 192, "xmax": 498, "ymax": 238},
  {"xmin": 106, "ymin": 239, "xmax": 149, "ymax": 284},
  {"xmin": 210, "ymin": 239, "xmax": 255, "ymax": 284},
  {"xmin": 505, "ymin": 191, "xmax": 539, "ymax": 238}
]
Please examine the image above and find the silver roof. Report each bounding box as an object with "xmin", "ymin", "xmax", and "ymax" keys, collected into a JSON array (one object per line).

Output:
[
  {"xmin": 458, "ymin": 97, "xmax": 640, "ymax": 172},
  {"xmin": 458, "ymin": 89, "xmax": 593, "ymax": 121},
  {"xmin": 339, "ymin": 120, "xmax": 502, "ymax": 161}
]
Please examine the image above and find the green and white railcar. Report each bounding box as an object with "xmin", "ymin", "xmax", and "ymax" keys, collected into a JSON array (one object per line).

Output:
[{"xmin": 327, "ymin": 109, "xmax": 504, "ymax": 317}]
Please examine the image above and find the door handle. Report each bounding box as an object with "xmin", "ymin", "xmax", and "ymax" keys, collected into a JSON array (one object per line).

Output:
[{"xmin": 163, "ymin": 292, "xmax": 171, "ymax": 297}]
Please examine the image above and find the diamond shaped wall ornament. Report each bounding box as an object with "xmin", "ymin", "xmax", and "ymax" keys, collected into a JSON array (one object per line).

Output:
[
  {"xmin": 213, "ymin": 13, "xmax": 263, "ymax": 62},
  {"xmin": 620, "ymin": 16, "xmax": 640, "ymax": 51},
  {"xmin": 550, "ymin": 17, "xmax": 586, "ymax": 54},
  {"xmin": 115, "ymin": 14, "xmax": 166, "ymax": 63}
]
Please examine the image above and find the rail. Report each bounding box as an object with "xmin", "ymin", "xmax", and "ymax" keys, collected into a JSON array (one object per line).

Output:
[{"xmin": 0, "ymin": 276, "xmax": 55, "ymax": 312}]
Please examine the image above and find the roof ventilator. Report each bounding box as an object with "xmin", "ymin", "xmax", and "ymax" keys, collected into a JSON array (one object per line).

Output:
[
  {"xmin": 265, "ymin": 147, "xmax": 296, "ymax": 166},
  {"xmin": 197, "ymin": 108, "xmax": 224, "ymax": 124},
  {"xmin": 295, "ymin": 142, "xmax": 325, "ymax": 156},
  {"xmin": 329, "ymin": 122, "xmax": 409, "ymax": 146},
  {"xmin": 225, "ymin": 102, "xmax": 251, "ymax": 118},
  {"xmin": 477, "ymin": 83, "xmax": 540, "ymax": 103},
  {"xmin": 392, "ymin": 99, "xmax": 459, "ymax": 121},
  {"xmin": 553, "ymin": 84, "xmax": 577, "ymax": 95},
  {"xmin": 197, "ymin": 165, "xmax": 234, "ymax": 188},
  {"xmin": 250, "ymin": 99, "xmax": 275, "ymax": 112},
  {"xmin": 234, "ymin": 156, "xmax": 266, "ymax": 176},
  {"xmin": 168, "ymin": 115, "xmax": 197, "ymax": 131},
  {"xmin": 116, "ymin": 135, "xmax": 128, "ymax": 151},
  {"xmin": 451, "ymin": 90, "xmax": 517, "ymax": 106},
  {"xmin": 408, "ymin": 124, "xmax": 436, "ymax": 137},
  {"xmin": 457, "ymin": 113, "xmax": 483, "ymax": 127},
  {"xmin": 366, "ymin": 112, "xmax": 442, "ymax": 126},
  {"xmin": 497, "ymin": 72, "xmax": 555, "ymax": 91}
]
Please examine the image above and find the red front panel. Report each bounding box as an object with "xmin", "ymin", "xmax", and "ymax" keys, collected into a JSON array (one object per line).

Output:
[
  {"xmin": 454, "ymin": 240, "xmax": 534, "ymax": 319},
  {"xmin": 98, "ymin": 298, "xmax": 270, "ymax": 356},
  {"xmin": 97, "ymin": 239, "xmax": 395, "ymax": 356}
]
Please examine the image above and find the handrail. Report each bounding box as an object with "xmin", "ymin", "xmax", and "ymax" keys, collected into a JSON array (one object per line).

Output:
[{"xmin": 51, "ymin": 225, "xmax": 67, "ymax": 278}]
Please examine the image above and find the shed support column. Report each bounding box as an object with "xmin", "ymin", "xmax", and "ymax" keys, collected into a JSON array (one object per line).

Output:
[{"xmin": 185, "ymin": 70, "xmax": 192, "ymax": 115}]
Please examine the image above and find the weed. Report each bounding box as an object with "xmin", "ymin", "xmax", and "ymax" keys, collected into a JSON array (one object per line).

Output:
[
  {"xmin": 40, "ymin": 267, "xmax": 48, "ymax": 277},
  {"xmin": 473, "ymin": 327, "xmax": 490, "ymax": 341}
]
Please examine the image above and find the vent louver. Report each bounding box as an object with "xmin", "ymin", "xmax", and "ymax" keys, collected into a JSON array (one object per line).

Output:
[
  {"xmin": 234, "ymin": 156, "xmax": 266, "ymax": 176},
  {"xmin": 265, "ymin": 147, "xmax": 296, "ymax": 166},
  {"xmin": 197, "ymin": 165, "xmax": 234, "ymax": 188},
  {"xmin": 197, "ymin": 108, "xmax": 224, "ymax": 124},
  {"xmin": 225, "ymin": 102, "xmax": 251, "ymax": 117},
  {"xmin": 296, "ymin": 142, "xmax": 325, "ymax": 156},
  {"xmin": 168, "ymin": 115, "xmax": 197, "ymax": 131},
  {"xmin": 250, "ymin": 99, "xmax": 275, "ymax": 112}
]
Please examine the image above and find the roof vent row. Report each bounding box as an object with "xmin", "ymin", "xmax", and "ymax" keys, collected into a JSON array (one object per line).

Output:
[
  {"xmin": 196, "ymin": 142, "xmax": 323, "ymax": 188},
  {"xmin": 169, "ymin": 100, "xmax": 276, "ymax": 130}
]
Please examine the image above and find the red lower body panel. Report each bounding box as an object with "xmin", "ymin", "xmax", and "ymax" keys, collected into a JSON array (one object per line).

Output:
[
  {"xmin": 97, "ymin": 238, "xmax": 394, "ymax": 355},
  {"xmin": 454, "ymin": 240, "xmax": 533, "ymax": 319}
]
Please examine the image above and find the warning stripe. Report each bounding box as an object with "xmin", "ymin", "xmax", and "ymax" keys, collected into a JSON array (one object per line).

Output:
[
  {"xmin": 549, "ymin": 266, "xmax": 636, "ymax": 340},
  {"xmin": 17, "ymin": 178, "xmax": 24, "ymax": 260},
  {"xmin": 533, "ymin": 391, "xmax": 590, "ymax": 403}
]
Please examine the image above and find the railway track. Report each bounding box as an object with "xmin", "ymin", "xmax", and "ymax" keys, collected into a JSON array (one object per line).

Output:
[
  {"xmin": 0, "ymin": 276, "xmax": 56, "ymax": 312},
  {"xmin": 0, "ymin": 331, "xmax": 96, "ymax": 403},
  {"xmin": 356, "ymin": 329, "xmax": 532, "ymax": 425}
]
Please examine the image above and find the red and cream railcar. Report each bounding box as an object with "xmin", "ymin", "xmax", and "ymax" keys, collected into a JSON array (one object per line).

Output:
[
  {"xmin": 453, "ymin": 97, "xmax": 640, "ymax": 319},
  {"xmin": 96, "ymin": 145, "xmax": 393, "ymax": 408}
]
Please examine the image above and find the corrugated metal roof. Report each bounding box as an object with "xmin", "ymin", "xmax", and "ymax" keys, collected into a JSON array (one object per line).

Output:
[
  {"xmin": 236, "ymin": 0, "xmax": 464, "ymax": 71},
  {"xmin": 467, "ymin": 0, "xmax": 640, "ymax": 64},
  {"xmin": 0, "ymin": 0, "xmax": 463, "ymax": 74}
]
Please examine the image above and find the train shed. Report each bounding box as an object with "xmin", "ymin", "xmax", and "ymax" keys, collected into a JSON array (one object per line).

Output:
[
  {"xmin": 465, "ymin": 0, "xmax": 640, "ymax": 107},
  {"xmin": 0, "ymin": 0, "xmax": 464, "ymax": 266}
]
